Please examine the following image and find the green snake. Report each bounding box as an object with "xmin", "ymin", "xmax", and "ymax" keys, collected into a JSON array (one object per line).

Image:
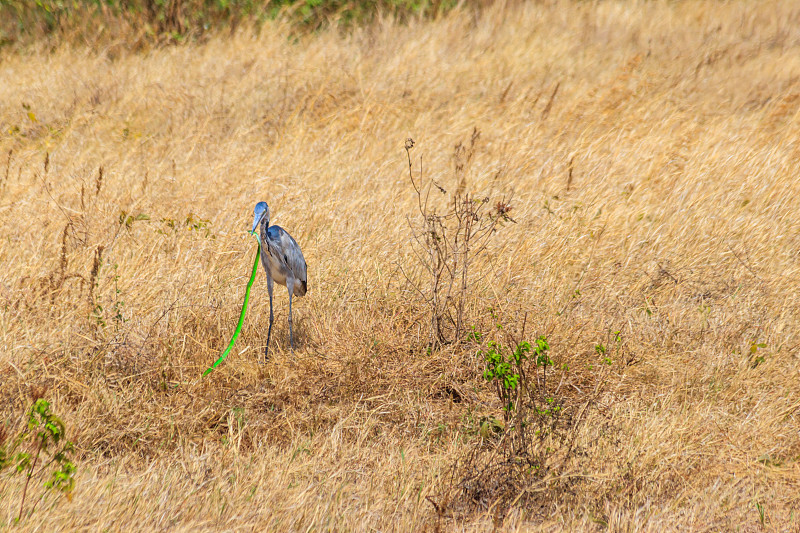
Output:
[{"xmin": 203, "ymin": 232, "xmax": 261, "ymax": 376}]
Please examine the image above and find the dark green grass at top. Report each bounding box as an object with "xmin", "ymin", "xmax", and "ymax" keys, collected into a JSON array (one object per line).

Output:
[{"xmin": 0, "ymin": 0, "xmax": 465, "ymax": 49}]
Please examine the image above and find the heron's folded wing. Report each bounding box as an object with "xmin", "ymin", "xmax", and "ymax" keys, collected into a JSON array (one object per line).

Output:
[{"xmin": 270, "ymin": 226, "xmax": 308, "ymax": 283}]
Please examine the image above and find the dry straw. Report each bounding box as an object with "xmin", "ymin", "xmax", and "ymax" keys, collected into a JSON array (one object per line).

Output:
[{"xmin": 1, "ymin": 0, "xmax": 800, "ymax": 530}]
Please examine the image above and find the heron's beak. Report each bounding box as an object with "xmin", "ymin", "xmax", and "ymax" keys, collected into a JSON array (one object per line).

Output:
[{"xmin": 251, "ymin": 212, "xmax": 263, "ymax": 234}]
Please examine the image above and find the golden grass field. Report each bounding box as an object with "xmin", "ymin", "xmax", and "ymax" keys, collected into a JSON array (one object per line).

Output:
[{"xmin": 2, "ymin": 0, "xmax": 800, "ymax": 530}]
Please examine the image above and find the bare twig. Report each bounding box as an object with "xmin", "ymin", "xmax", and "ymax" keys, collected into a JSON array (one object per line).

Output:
[{"xmin": 404, "ymin": 132, "xmax": 515, "ymax": 346}]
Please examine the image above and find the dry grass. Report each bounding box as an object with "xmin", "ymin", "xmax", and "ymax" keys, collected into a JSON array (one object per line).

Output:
[{"xmin": 2, "ymin": 0, "xmax": 800, "ymax": 530}]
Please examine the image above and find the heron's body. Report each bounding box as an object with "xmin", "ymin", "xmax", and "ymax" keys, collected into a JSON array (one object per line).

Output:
[
  {"xmin": 260, "ymin": 224, "xmax": 307, "ymax": 295},
  {"xmin": 252, "ymin": 202, "xmax": 307, "ymax": 358}
]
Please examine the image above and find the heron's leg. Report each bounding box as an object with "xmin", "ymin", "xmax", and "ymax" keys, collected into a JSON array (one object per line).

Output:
[
  {"xmin": 287, "ymin": 280, "xmax": 295, "ymax": 352},
  {"xmin": 264, "ymin": 273, "xmax": 274, "ymax": 361}
]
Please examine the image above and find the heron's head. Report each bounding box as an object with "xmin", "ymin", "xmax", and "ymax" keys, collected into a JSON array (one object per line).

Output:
[{"xmin": 252, "ymin": 202, "xmax": 270, "ymax": 233}]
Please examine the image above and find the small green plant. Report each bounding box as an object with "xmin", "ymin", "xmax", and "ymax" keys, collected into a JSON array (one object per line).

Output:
[
  {"xmin": 750, "ymin": 341, "xmax": 767, "ymax": 368},
  {"xmin": 90, "ymin": 304, "xmax": 106, "ymax": 328},
  {"xmin": 157, "ymin": 213, "xmax": 214, "ymax": 238},
  {"xmin": 755, "ymin": 500, "xmax": 765, "ymax": 527},
  {"xmin": 478, "ymin": 416, "xmax": 505, "ymax": 439},
  {"xmin": 595, "ymin": 330, "xmax": 624, "ymax": 366},
  {"xmin": 466, "ymin": 326, "xmax": 482, "ymax": 343},
  {"xmin": 594, "ymin": 343, "xmax": 605, "ymax": 355},
  {"xmin": 641, "ymin": 296, "xmax": 654, "ymax": 316},
  {"xmin": 185, "ymin": 212, "xmax": 214, "ymax": 237},
  {"xmin": 0, "ymin": 399, "xmax": 76, "ymax": 522},
  {"xmin": 595, "ymin": 344, "xmax": 612, "ymax": 365},
  {"xmin": 118, "ymin": 210, "xmax": 150, "ymax": 230},
  {"xmin": 432, "ymin": 314, "xmax": 595, "ymax": 518},
  {"xmin": 482, "ymin": 336, "xmax": 550, "ymax": 420}
]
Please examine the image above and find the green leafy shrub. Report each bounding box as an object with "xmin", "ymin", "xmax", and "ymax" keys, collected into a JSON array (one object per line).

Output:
[
  {"xmin": 429, "ymin": 314, "xmax": 605, "ymax": 522},
  {"xmin": 1, "ymin": 399, "xmax": 76, "ymax": 522},
  {"xmin": 0, "ymin": 0, "xmax": 468, "ymax": 49}
]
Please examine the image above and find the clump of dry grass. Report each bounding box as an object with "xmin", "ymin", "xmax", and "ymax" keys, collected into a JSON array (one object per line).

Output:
[{"xmin": 2, "ymin": 0, "xmax": 800, "ymax": 530}]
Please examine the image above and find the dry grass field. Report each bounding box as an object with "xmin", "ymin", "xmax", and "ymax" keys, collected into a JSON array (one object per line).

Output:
[{"xmin": 2, "ymin": 0, "xmax": 800, "ymax": 530}]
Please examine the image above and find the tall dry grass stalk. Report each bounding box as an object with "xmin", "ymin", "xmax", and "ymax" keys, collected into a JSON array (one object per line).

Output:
[{"xmin": 2, "ymin": 0, "xmax": 800, "ymax": 530}]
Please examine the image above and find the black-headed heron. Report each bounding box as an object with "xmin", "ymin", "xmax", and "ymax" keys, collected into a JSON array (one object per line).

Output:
[{"xmin": 251, "ymin": 201, "xmax": 308, "ymax": 359}]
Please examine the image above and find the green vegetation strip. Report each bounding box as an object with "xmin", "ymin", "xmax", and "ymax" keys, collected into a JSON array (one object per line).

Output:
[
  {"xmin": 203, "ymin": 232, "xmax": 261, "ymax": 376},
  {"xmin": 0, "ymin": 0, "xmax": 465, "ymax": 49}
]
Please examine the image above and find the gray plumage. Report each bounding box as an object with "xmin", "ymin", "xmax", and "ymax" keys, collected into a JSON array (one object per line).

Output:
[{"xmin": 251, "ymin": 201, "xmax": 308, "ymax": 358}]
